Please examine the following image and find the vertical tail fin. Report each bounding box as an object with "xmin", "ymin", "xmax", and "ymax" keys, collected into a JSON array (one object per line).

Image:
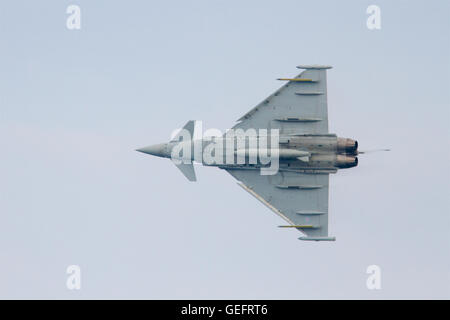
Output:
[{"xmin": 358, "ymin": 149, "xmax": 390, "ymax": 154}]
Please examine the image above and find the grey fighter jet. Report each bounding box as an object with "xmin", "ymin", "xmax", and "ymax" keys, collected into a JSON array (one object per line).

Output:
[{"xmin": 137, "ymin": 65, "xmax": 386, "ymax": 241}]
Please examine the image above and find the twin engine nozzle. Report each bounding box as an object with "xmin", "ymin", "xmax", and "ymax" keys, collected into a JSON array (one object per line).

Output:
[{"xmin": 336, "ymin": 138, "xmax": 358, "ymax": 168}]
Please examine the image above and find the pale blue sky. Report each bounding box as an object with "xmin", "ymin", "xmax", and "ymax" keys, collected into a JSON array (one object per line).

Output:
[{"xmin": 0, "ymin": 0, "xmax": 449, "ymax": 298}]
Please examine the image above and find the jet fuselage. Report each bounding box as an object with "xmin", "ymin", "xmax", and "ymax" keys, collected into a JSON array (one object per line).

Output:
[{"xmin": 137, "ymin": 134, "xmax": 358, "ymax": 173}]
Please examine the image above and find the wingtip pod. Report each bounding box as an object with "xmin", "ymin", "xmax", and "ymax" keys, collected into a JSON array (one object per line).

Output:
[
  {"xmin": 298, "ymin": 236, "xmax": 336, "ymax": 241},
  {"xmin": 297, "ymin": 65, "xmax": 332, "ymax": 70}
]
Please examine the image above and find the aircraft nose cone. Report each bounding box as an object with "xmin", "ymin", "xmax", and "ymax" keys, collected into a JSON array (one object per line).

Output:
[{"xmin": 136, "ymin": 143, "xmax": 168, "ymax": 157}]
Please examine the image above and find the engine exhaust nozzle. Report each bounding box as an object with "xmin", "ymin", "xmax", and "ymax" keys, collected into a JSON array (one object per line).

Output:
[
  {"xmin": 336, "ymin": 155, "xmax": 358, "ymax": 168},
  {"xmin": 337, "ymin": 138, "xmax": 358, "ymax": 155}
]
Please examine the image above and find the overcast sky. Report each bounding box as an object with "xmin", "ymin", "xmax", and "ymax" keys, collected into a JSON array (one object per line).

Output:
[{"xmin": 0, "ymin": 0, "xmax": 449, "ymax": 299}]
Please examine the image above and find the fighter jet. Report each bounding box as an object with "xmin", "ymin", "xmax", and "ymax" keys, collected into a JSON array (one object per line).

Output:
[{"xmin": 137, "ymin": 65, "xmax": 387, "ymax": 241}]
